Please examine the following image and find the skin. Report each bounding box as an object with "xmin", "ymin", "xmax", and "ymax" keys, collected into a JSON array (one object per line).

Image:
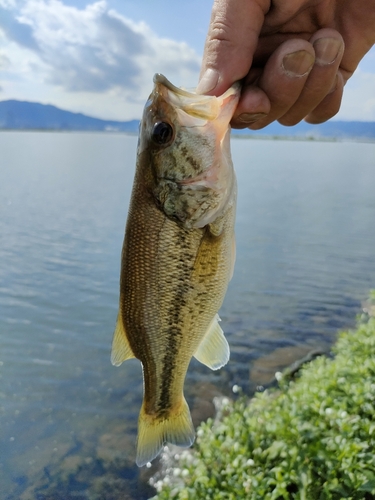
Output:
[{"xmin": 197, "ymin": 0, "xmax": 375, "ymax": 129}]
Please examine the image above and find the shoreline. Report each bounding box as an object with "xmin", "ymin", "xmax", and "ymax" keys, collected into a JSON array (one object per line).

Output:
[
  {"xmin": 1, "ymin": 128, "xmax": 375, "ymax": 143},
  {"xmin": 153, "ymin": 292, "xmax": 375, "ymax": 499}
]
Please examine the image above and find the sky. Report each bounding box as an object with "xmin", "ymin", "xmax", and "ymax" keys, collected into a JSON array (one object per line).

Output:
[{"xmin": 0, "ymin": 0, "xmax": 375, "ymax": 122}]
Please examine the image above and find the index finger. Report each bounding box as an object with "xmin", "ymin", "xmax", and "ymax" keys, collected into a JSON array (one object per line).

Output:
[{"xmin": 197, "ymin": 0, "xmax": 270, "ymax": 96}]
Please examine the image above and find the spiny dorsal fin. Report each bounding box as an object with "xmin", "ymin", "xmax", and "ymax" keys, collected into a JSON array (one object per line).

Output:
[
  {"xmin": 194, "ymin": 314, "xmax": 230, "ymax": 370},
  {"xmin": 111, "ymin": 313, "xmax": 135, "ymax": 366}
]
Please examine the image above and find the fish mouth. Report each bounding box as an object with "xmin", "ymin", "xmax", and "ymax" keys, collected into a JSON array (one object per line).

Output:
[
  {"xmin": 153, "ymin": 73, "xmax": 240, "ymax": 122},
  {"xmin": 153, "ymin": 73, "xmax": 197, "ymax": 98}
]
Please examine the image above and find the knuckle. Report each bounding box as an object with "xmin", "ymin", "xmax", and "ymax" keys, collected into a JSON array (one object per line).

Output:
[{"xmin": 209, "ymin": 19, "xmax": 233, "ymax": 42}]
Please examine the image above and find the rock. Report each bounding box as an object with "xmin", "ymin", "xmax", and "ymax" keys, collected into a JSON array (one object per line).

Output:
[
  {"xmin": 97, "ymin": 429, "xmax": 135, "ymax": 464},
  {"xmin": 249, "ymin": 344, "xmax": 320, "ymax": 388}
]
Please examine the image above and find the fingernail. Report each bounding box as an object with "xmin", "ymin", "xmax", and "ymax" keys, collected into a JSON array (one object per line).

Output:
[
  {"xmin": 313, "ymin": 38, "xmax": 342, "ymax": 65},
  {"xmin": 282, "ymin": 50, "xmax": 315, "ymax": 77},
  {"xmin": 237, "ymin": 112, "xmax": 267, "ymax": 124},
  {"xmin": 196, "ymin": 68, "xmax": 219, "ymax": 94}
]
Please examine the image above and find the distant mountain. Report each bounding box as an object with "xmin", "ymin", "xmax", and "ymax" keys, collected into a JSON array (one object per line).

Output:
[
  {"xmin": 1, "ymin": 99, "xmax": 374, "ymax": 139},
  {"xmin": 0, "ymin": 100, "xmax": 139, "ymax": 133}
]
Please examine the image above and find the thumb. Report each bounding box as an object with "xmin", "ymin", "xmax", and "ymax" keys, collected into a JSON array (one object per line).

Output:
[{"xmin": 197, "ymin": 0, "xmax": 269, "ymax": 96}]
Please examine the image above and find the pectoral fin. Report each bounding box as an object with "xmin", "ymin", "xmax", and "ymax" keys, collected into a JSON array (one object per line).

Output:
[
  {"xmin": 111, "ymin": 313, "xmax": 135, "ymax": 366},
  {"xmin": 194, "ymin": 314, "xmax": 230, "ymax": 370}
]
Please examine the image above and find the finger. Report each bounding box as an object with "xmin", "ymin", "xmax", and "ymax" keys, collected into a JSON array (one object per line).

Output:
[
  {"xmin": 231, "ymin": 85, "xmax": 270, "ymax": 128},
  {"xmin": 279, "ymin": 29, "xmax": 344, "ymax": 125},
  {"xmin": 230, "ymin": 67, "xmax": 270, "ymax": 128},
  {"xmin": 305, "ymin": 70, "xmax": 345, "ymax": 124},
  {"xmin": 196, "ymin": 0, "xmax": 270, "ymax": 96},
  {"xmin": 239, "ymin": 39, "xmax": 316, "ymax": 129}
]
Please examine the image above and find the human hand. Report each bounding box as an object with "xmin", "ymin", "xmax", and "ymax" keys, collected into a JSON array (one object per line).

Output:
[{"xmin": 197, "ymin": 0, "xmax": 375, "ymax": 129}]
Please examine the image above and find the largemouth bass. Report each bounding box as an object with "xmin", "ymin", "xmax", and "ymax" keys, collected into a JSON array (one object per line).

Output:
[{"xmin": 111, "ymin": 74, "xmax": 240, "ymax": 467}]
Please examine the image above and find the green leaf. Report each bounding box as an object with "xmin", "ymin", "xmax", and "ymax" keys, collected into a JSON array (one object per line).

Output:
[{"xmin": 358, "ymin": 480, "xmax": 375, "ymax": 492}]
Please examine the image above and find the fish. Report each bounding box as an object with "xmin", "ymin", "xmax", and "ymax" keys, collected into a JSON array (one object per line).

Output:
[{"xmin": 111, "ymin": 73, "xmax": 240, "ymax": 467}]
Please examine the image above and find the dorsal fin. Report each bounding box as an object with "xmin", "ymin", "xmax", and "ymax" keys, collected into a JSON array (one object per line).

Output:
[
  {"xmin": 111, "ymin": 313, "xmax": 136, "ymax": 366},
  {"xmin": 194, "ymin": 314, "xmax": 230, "ymax": 370}
]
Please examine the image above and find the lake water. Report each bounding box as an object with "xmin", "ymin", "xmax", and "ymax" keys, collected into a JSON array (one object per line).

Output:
[{"xmin": 1, "ymin": 132, "xmax": 375, "ymax": 499}]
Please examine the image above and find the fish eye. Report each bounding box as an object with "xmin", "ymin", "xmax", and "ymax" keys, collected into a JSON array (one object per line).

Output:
[{"xmin": 151, "ymin": 122, "xmax": 174, "ymax": 146}]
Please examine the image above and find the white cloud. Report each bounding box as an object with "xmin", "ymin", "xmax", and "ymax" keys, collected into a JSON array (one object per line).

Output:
[
  {"xmin": 0, "ymin": 0, "xmax": 374, "ymax": 122},
  {"xmin": 337, "ymin": 65, "xmax": 375, "ymax": 121},
  {"xmin": 0, "ymin": 0, "xmax": 201, "ymax": 119},
  {"xmin": 0, "ymin": 51, "xmax": 11, "ymax": 70}
]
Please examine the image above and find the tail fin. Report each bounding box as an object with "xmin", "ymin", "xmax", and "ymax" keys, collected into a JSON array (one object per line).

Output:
[{"xmin": 136, "ymin": 397, "xmax": 195, "ymax": 467}]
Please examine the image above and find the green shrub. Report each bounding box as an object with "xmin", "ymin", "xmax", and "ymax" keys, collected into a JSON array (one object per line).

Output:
[{"xmin": 154, "ymin": 293, "xmax": 375, "ymax": 499}]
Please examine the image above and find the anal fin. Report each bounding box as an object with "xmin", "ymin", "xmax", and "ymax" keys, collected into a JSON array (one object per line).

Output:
[
  {"xmin": 111, "ymin": 313, "xmax": 135, "ymax": 366},
  {"xmin": 194, "ymin": 314, "xmax": 230, "ymax": 370}
]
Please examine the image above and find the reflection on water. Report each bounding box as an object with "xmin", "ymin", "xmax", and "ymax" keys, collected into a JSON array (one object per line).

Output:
[{"xmin": 1, "ymin": 132, "xmax": 374, "ymax": 499}]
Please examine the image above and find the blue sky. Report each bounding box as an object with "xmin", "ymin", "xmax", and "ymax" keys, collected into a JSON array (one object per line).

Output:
[{"xmin": 1, "ymin": 0, "xmax": 374, "ymax": 122}]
